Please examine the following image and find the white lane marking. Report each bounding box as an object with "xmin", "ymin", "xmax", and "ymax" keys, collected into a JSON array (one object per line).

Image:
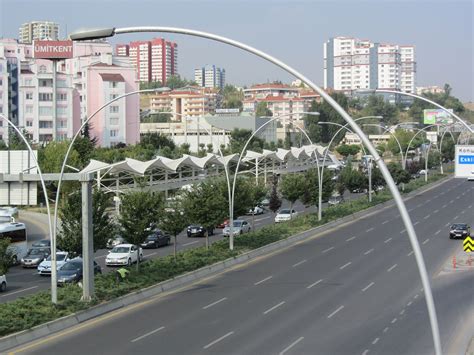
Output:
[
  {"xmin": 434, "ymin": 230, "xmax": 441, "ymax": 235},
  {"xmin": 292, "ymin": 259, "xmax": 307, "ymax": 267},
  {"xmin": 362, "ymin": 282, "xmax": 375, "ymax": 292},
  {"xmin": 203, "ymin": 297, "xmax": 227, "ymax": 310},
  {"xmin": 1, "ymin": 286, "xmax": 38, "ymax": 297},
  {"xmin": 408, "ymin": 208, "xmax": 414, "ymax": 212},
  {"xmin": 203, "ymin": 331, "xmax": 234, "ymax": 349},
  {"xmin": 426, "ymin": 199, "xmax": 432, "ymax": 203},
  {"xmin": 254, "ymin": 276, "xmax": 273, "ymax": 285},
  {"xmin": 279, "ymin": 336, "xmax": 305, "ymax": 355},
  {"xmin": 400, "ymin": 229, "xmax": 406, "ymax": 234},
  {"xmin": 391, "ymin": 318, "xmax": 397, "ymax": 324},
  {"xmin": 263, "ymin": 301, "xmax": 286, "ymax": 315},
  {"xmin": 384, "ymin": 237, "xmax": 392, "ymax": 243},
  {"xmin": 372, "ymin": 338, "xmax": 380, "ymax": 345},
  {"xmin": 339, "ymin": 262, "xmax": 352, "ymax": 270},
  {"xmin": 454, "ymin": 215, "xmax": 459, "ymax": 219},
  {"xmin": 322, "ymin": 246, "xmax": 334, "ymax": 253},
  {"xmin": 461, "ymin": 210, "xmax": 465, "ymax": 214},
  {"xmin": 422, "ymin": 238, "xmax": 430, "ymax": 245},
  {"xmin": 433, "ymin": 209, "xmax": 439, "ymax": 214},
  {"xmin": 327, "ymin": 305, "xmax": 344, "ymax": 318},
  {"xmin": 414, "ymin": 294, "xmax": 419, "ymax": 299},
  {"xmin": 456, "ymin": 196, "xmax": 461, "ymax": 200},
  {"xmin": 387, "ymin": 264, "xmax": 397, "ymax": 272},
  {"xmin": 383, "ymin": 327, "xmax": 389, "ymax": 333},
  {"xmin": 407, "ymin": 251, "xmax": 414, "ymax": 256},
  {"xmin": 255, "ymin": 216, "xmax": 272, "ymax": 222},
  {"xmin": 146, "ymin": 252, "xmax": 157, "ymax": 257},
  {"xmin": 346, "ymin": 236, "xmax": 356, "ymax": 242},
  {"xmin": 449, "ymin": 200, "xmax": 454, "ymax": 204},
  {"xmin": 423, "ymin": 214, "xmax": 431, "ymax": 220},
  {"xmin": 366, "ymin": 227, "xmax": 375, "ymax": 233},
  {"xmin": 445, "ymin": 222, "xmax": 450, "ymax": 227},
  {"xmin": 364, "ymin": 248, "xmax": 374, "ymax": 255},
  {"xmin": 400, "ymin": 309, "xmax": 405, "ymax": 315},
  {"xmin": 131, "ymin": 326, "xmax": 165, "ymax": 343},
  {"xmin": 442, "ymin": 204, "xmax": 447, "ymax": 208},
  {"xmin": 407, "ymin": 301, "xmax": 412, "ymax": 307},
  {"xmin": 362, "ymin": 350, "xmax": 370, "ymax": 355},
  {"xmin": 416, "ymin": 204, "xmax": 422, "ymax": 208},
  {"xmin": 182, "ymin": 241, "xmax": 199, "ymax": 246},
  {"xmin": 307, "ymin": 279, "xmax": 323, "ymax": 289},
  {"xmin": 382, "ymin": 220, "xmax": 389, "ymax": 224},
  {"xmin": 469, "ymin": 205, "xmax": 473, "ymax": 209},
  {"xmin": 413, "ymin": 221, "xmax": 420, "ymax": 225}
]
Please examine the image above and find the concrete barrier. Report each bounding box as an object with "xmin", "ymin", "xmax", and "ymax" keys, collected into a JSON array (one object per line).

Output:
[{"xmin": 0, "ymin": 175, "xmax": 453, "ymax": 352}]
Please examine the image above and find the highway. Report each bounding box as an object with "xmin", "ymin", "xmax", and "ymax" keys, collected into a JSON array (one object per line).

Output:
[{"xmin": 10, "ymin": 177, "xmax": 474, "ymax": 354}]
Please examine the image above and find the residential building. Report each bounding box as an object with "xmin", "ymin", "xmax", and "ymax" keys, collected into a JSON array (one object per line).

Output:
[
  {"xmin": 416, "ymin": 85, "xmax": 444, "ymax": 95},
  {"xmin": 194, "ymin": 65, "xmax": 225, "ymax": 89},
  {"xmin": 324, "ymin": 36, "xmax": 416, "ymax": 95},
  {"xmin": 19, "ymin": 21, "xmax": 59, "ymax": 44},
  {"xmin": 116, "ymin": 38, "xmax": 178, "ymax": 84},
  {"xmin": 342, "ymin": 132, "xmax": 391, "ymax": 146},
  {"xmin": 147, "ymin": 86, "xmax": 219, "ymax": 121}
]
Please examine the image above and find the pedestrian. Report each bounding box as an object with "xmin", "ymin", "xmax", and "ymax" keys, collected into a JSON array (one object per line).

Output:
[{"xmin": 116, "ymin": 267, "xmax": 130, "ymax": 283}]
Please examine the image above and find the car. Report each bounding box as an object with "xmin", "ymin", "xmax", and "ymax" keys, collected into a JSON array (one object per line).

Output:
[
  {"xmin": 140, "ymin": 231, "xmax": 170, "ymax": 249},
  {"xmin": 37, "ymin": 252, "xmax": 70, "ymax": 276},
  {"xmin": 328, "ymin": 195, "xmax": 344, "ymax": 206},
  {"xmin": 449, "ymin": 223, "xmax": 471, "ymax": 239},
  {"xmin": 223, "ymin": 220, "xmax": 251, "ymax": 236},
  {"xmin": 418, "ymin": 169, "xmax": 427, "ymax": 176},
  {"xmin": 106, "ymin": 236, "xmax": 125, "ymax": 249},
  {"xmin": 275, "ymin": 209, "xmax": 298, "ymax": 223},
  {"xmin": 21, "ymin": 248, "xmax": 50, "ymax": 268},
  {"xmin": 247, "ymin": 206, "xmax": 264, "ymax": 215},
  {"xmin": 187, "ymin": 224, "xmax": 214, "ymax": 238},
  {"xmin": 0, "ymin": 274, "xmax": 6, "ymax": 292},
  {"xmin": 468, "ymin": 174, "xmax": 474, "ymax": 182},
  {"xmin": 32, "ymin": 239, "xmax": 51, "ymax": 248},
  {"xmin": 57, "ymin": 258, "xmax": 102, "ymax": 285},
  {"xmin": 260, "ymin": 198, "xmax": 270, "ymax": 207},
  {"xmin": 217, "ymin": 219, "xmax": 229, "ymax": 229},
  {"xmin": 105, "ymin": 244, "xmax": 143, "ymax": 267}
]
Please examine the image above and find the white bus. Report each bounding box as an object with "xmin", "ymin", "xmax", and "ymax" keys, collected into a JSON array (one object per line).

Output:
[{"xmin": 0, "ymin": 222, "xmax": 28, "ymax": 264}]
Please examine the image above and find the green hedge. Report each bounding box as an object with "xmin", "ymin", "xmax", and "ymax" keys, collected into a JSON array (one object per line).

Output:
[{"xmin": 0, "ymin": 172, "xmax": 448, "ymax": 337}]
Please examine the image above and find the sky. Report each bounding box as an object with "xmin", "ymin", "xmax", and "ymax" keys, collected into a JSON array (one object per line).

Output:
[{"xmin": 1, "ymin": 0, "xmax": 472, "ymax": 101}]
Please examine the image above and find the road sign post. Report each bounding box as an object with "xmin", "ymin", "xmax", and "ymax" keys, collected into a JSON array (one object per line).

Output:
[
  {"xmin": 455, "ymin": 145, "xmax": 474, "ymax": 179},
  {"xmin": 81, "ymin": 173, "xmax": 94, "ymax": 301}
]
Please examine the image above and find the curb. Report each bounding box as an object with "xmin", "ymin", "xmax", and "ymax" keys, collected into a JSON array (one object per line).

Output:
[{"xmin": 0, "ymin": 175, "xmax": 453, "ymax": 352}]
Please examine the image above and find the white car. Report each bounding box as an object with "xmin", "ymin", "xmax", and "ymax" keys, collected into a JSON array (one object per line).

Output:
[
  {"xmin": 0, "ymin": 274, "xmax": 6, "ymax": 292},
  {"xmin": 37, "ymin": 252, "xmax": 69, "ymax": 276},
  {"xmin": 106, "ymin": 244, "xmax": 143, "ymax": 267},
  {"xmin": 275, "ymin": 209, "xmax": 298, "ymax": 223},
  {"xmin": 223, "ymin": 220, "xmax": 251, "ymax": 237},
  {"xmin": 247, "ymin": 206, "xmax": 264, "ymax": 215}
]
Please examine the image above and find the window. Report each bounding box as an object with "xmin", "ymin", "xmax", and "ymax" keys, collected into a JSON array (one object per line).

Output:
[
  {"xmin": 39, "ymin": 106, "xmax": 52, "ymax": 116},
  {"xmin": 57, "ymin": 120, "xmax": 67, "ymax": 128},
  {"xmin": 26, "ymin": 92, "xmax": 33, "ymax": 100},
  {"xmin": 24, "ymin": 79, "xmax": 32, "ymax": 86},
  {"xmin": 109, "ymin": 106, "xmax": 119, "ymax": 113},
  {"xmin": 39, "ymin": 65, "xmax": 47, "ymax": 73},
  {"xmin": 39, "ymin": 79, "xmax": 52, "ymax": 87},
  {"xmin": 39, "ymin": 121, "xmax": 53, "ymax": 129},
  {"xmin": 110, "ymin": 129, "xmax": 118, "ymax": 137},
  {"xmin": 26, "ymin": 121, "xmax": 33, "ymax": 127},
  {"xmin": 57, "ymin": 93, "xmax": 67, "ymax": 101},
  {"xmin": 39, "ymin": 93, "xmax": 53, "ymax": 101},
  {"xmin": 57, "ymin": 106, "xmax": 68, "ymax": 115},
  {"xmin": 0, "ymin": 106, "xmax": 2, "ymax": 114},
  {"xmin": 25, "ymin": 106, "xmax": 33, "ymax": 114},
  {"xmin": 110, "ymin": 117, "xmax": 119, "ymax": 125},
  {"xmin": 110, "ymin": 94, "xmax": 118, "ymax": 100},
  {"xmin": 110, "ymin": 81, "xmax": 118, "ymax": 88}
]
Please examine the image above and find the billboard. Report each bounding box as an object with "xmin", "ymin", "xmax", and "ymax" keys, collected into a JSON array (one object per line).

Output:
[
  {"xmin": 34, "ymin": 40, "xmax": 73, "ymax": 59},
  {"xmin": 423, "ymin": 109, "xmax": 454, "ymax": 125},
  {"xmin": 0, "ymin": 151, "xmax": 38, "ymax": 205},
  {"xmin": 454, "ymin": 145, "xmax": 474, "ymax": 179}
]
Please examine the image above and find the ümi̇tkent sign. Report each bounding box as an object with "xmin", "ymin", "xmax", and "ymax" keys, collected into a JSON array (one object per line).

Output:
[{"xmin": 34, "ymin": 40, "xmax": 73, "ymax": 59}]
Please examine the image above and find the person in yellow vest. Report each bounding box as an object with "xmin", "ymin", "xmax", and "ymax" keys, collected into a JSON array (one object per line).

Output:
[{"xmin": 116, "ymin": 267, "xmax": 130, "ymax": 283}]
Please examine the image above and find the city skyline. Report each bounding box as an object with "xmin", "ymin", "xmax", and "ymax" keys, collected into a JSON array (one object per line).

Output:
[{"xmin": 0, "ymin": 0, "xmax": 472, "ymax": 101}]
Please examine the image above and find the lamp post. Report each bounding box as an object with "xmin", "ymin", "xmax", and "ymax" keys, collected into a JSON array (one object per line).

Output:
[
  {"xmin": 0, "ymin": 114, "xmax": 55, "ymax": 303},
  {"xmin": 70, "ymin": 27, "xmax": 442, "ymax": 355}
]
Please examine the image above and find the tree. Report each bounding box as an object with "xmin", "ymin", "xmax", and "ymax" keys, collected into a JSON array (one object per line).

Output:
[
  {"xmin": 39, "ymin": 141, "xmax": 82, "ymax": 173},
  {"xmin": 359, "ymin": 95, "xmax": 399, "ymax": 125},
  {"xmin": 58, "ymin": 190, "xmax": 115, "ymax": 257},
  {"xmin": 182, "ymin": 179, "xmax": 227, "ymax": 249},
  {"xmin": 228, "ymin": 128, "xmax": 265, "ymax": 154},
  {"xmin": 0, "ymin": 140, "xmax": 8, "ymax": 150},
  {"xmin": 255, "ymin": 102, "xmax": 272, "ymax": 118},
  {"xmin": 139, "ymin": 81, "xmax": 162, "ymax": 90},
  {"xmin": 0, "ymin": 238, "xmax": 13, "ymax": 275},
  {"xmin": 7, "ymin": 129, "xmax": 32, "ymax": 150},
  {"xmin": 386, "ymin": 130, "xmax": 425, "ymax": 156},
  {"xmin": 387, "ymin": 162, "xmax": 411, "ymax": 185},
  {"xmin": 165, "ymin": 75, "xmax": 196, "ymax": 89},
  {"xmin": 268, "ymin": 174, "xmax": 282, "ymax": 214},
  {"xmin": 301, "ymin": 168, "xmax": 335, "ymax": 207},
  {"xmin": 280, "ymin": 173, "xmax": 307, "ymax": 217},
  {"xmin": 140, "ymin": 132, "xmax": 176, "ymax": 151},
  {"xmin": 336, "ymin": 144, "xmax": 360, "ymax": 158},
  {"xmin": 370, "ymin": 167, "xmax": 386, "ymax": 193},
  {"xmin": 159, "ymin": 200, "xmax": 188, "ymax": 260},
  {"xmin": 339, "ymin": 166, "xmax": 368, "ymax": 193},
  {"xmin": 119, "ymin": 191, "xmax": 165, "ymax": 269},
  {"xmin": 221, "ymin": 84, "xmax": 243, "ymax": 110}
]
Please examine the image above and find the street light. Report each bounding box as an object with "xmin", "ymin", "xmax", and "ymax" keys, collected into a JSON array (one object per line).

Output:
[
  {"xmin": 71, "ymin": 26, "xmax": 441, "ymax": 354},
  {"xmin": 0, "ymin": 114, "xmax": 55, "ymax": 302}
]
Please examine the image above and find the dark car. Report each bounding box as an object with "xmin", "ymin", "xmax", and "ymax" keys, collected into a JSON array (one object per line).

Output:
[
  {"xmin": 140, "ymin": 231, "xmax": 170, "ymax": 249},
  {"xmin": 21, "ymin": 248, "xmax": 50, "ymax": 268},
  {"xmin": 187, "ymin": 224, "xmax": 214, "ymax": 238},
  {"xmin": 449, "ymin": 223, "xmax": 471, "ymax": 239},
  {"xmin": 32, "ymin": 239, "xmax": 51, "ymax": 248},
  {"xmin": 57, "ymin": 258, "xmax": 102, "ymax": 285}
]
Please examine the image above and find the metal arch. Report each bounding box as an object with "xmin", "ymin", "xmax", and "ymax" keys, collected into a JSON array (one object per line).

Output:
[
  {"xmin": 72, "ymin": 26, "xmax": 441, "ymax": 354},
  {"xmin": 0, "ymin": 114, "xmax": 57, "ymax": 303}
]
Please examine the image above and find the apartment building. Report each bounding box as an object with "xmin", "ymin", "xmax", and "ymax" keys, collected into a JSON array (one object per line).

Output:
[
  {"xmin": 194, "ymin": 65, "xmax": 225, "ymax": 89},
  {"xmin": 324, "ymin": 36, "xmax": 416, "ymax": 95},
  {"xmin": 116, "ymin": 38, "xmax": 178, "ymax": 84},
  {"xmin": 416, "ymin": 85, "xmax": 444, "ymax": 95},
  {"xmin": 18, "ymin": 21, "xmax": 59, "ymax": 44}
]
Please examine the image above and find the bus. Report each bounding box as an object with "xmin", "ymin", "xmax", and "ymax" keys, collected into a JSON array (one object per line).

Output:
[{"xmin": 0, "ymin": 222, "xmax": 28, "ymax": 264}]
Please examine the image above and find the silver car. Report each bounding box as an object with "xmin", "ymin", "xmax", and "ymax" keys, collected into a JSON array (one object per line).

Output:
[{"xmin": 223, "ymin": 220, "xmax": 251, "ymax": 236}]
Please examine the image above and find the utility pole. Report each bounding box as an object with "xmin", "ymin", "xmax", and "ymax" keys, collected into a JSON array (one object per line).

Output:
[
  {"xmin": 80, "ymin": 173, "xmax": 94, "ymax": 301},
  {"xmin": 368, "ymin": 156, "xmax": 373, "ymax": 203}
]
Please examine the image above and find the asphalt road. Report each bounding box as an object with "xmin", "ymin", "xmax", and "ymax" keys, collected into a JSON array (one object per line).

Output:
[{"xmin": 9, "ymin": 177, "xmax": 474, "ymax": 355}]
